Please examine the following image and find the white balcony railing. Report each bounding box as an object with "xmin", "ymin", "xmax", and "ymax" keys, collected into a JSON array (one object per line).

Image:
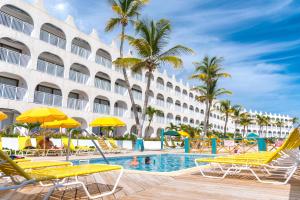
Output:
[
  {"xmin": 71, "ymin": 44, "xmax": 91, "ymax": 59},
  {"xmin": 166, "ymin": 87, "xmax": 172, "ymax": 93},
  {"xmin": 37, "ymin": 59, "xmax": 64, "ymax": 77},
  {"xmin": 67, "ymin": 98, "xmax": 88, "ymax": 111},
  {"xmin": 69, "ymin": 70, "xmax": 89, "ymax": 84},
  {"xmin": 95, "ymin": 78, "xmax": 111, "ymax": 91},
  {"xmin": 156, "ymin": 99, "xmax": 164, "ymax": 107},
  {"xmin": 0, "ymin": 83, "xmax": 26, "ymax": 101},
  {"xmin": 175, "ymin": 105, "xmax": 181, "ymax": 112},
  {"xmin": 93, "ymin": 103, "xmax": 110, "ymax": 115},
  {"xmin": 0, "ymin": 11, "xmax": 33, "ymax": 35},
  {"xmin": 114, "ymin": 107, "xmax": 127, "ymax": 117},
  {"xmin": 156, "ymin": 83, "xmax": 164, "ymax": 91},
  {"xmin": 34, "ymin": 91, "xmax": 62, "ymax": 107},
  {"xmin": 166, "ymin": 102, "xmax": 173, "ymax": 109},
  {"xmin": 166, "ymin": 118, "xmax": 174, "ymax": 124},
  {"xmin": 175, "ymin": 91, "xmax": 181, "ymax": 97},
  {"xmin": 0, "ymin": 47, "xmax": 30, "ymax": 67},
  {"xmin": 40, "ymin": 30, "xmax": 66, "ymax": 49},
  {"xmin": 132, "ymin": 73, "xmax": 143, "ymax": 81},
  {"xmin": 95, "ymin": 55, "xmax": 112, "ymax": 68},
  {"xmin": 132, "ymin": 91, "xmax": 142, "ymax": 101},
  {"xmin": 156, "ymin": 116, "xmax": 165, "ymax": 124},
  {"xmin": 114, "ymin": 85, "xmax": 127, "ymax": 95}
]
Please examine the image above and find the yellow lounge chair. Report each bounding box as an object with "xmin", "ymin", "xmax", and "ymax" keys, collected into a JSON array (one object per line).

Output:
[
  {"xmin": 36, "ymin": 136, "xmax": 65, "ymax": 156},
  {"xmin": 61, "ymin": 137, "xmax": 95, "ymax": 155},
  {"xmin": 108, "ymin": 138, "xmax": 127, "ymax": 152},
  {"xmin": 0, "ymin": 149, "xmax": 123, "ymax": 199},
  {"xmin": 97, "ymin": 137, "xmax": 120, "ymax": 153},
  {"xmin": 195, "ymin": 128, "xmax": 300, "ymax": 184},
  {"xmin": 0, "ymin": 136, "xmax": 11, "ymax": 155},
  {"xmin": 17, "ymin": 136, "xmax": 41, "ymax": 156}
]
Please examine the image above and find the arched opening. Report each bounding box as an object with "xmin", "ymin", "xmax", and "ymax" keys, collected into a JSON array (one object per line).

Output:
[
  {"xmin": 71, "ymin": 37, "xmax": 91, "ymax": 59},
  {"xmin": 34, "ymin": 82, "xmax": 62, "ymax": 107},
  {"xmin": 144, "ymin": 71, "xmax": 154, "ymax": 83},
  {"xmin": 72, "ymin": 117, "xmax": 87, "ymax": 129},
  {"xmin": 166, "ymin": 82, "xmax": 173, "ymax": 92},
  {"xmin": 37, "ymin": 52, "xmax": 64, "ymax": 77},
  {"xmin": 183, "ymin": 117, "xmax": 188, "ymax": 123},
  {"xmin": 131, "ymin": 104, "xmax": 142, "ymax": 119},
  {"xmin": 67, "ymin": 89, "xmax": 88, "ymax": 111},
  {"xmin": 95, "ymin": 71, "xmax": 111, "ymax": 91},
  {"xmin": 175, "ymin": 100, "xmax": 181, "ymax": 111},
  {"xmin": 144, "ymin": 126, "xmax": 154, "ymax": 138},
  {"xmin": 93, "ymin": 95, "xmax": 110, "ymax": 115},
  {"xmin": 190, "ymin": 118, "xmax": 194, "ymax": 125},
  {"xmin": 148, "ymin": 90, "xmax": 154, "ymax": 104},
  {"xmin": 114, "ymin": 100, "xmax": 127, "ymax": 117},
  {"xmin": 183, "ymin": 103, "xmax": 188, "ymax": 113},
  {"xmin": 196, "ymin": 120, "xmax": 200, "ymax": 125},
  {"xmin": 0, "ymin": 108, "xmax": 20, "ymax": 131},
  {"xmin": 175, "ymin": 115, "xmax": 181, "ymax": 125},
  {"xmin": 0, "ymin": 5, "xmax": 34, "ymax": 35},
  {"xmin": 189, "ymin": 105, "xmax": 194, "ymax": 113},
  {"xmin": 182, "ymin": 89, "xmax": 188, "ymax": 97},
  {"xmin": 166, "ymin": 97, "xmax": 173, "ymax": 109},
  {"xmin": 156, "ymin": 93, "xmax": 164, "ymax": 107},
  {"xmin": 69, "ymin": 63, "xmax": 90, "ymax": 84},
  {"xmin": 0, "ymin": 37, "xmax": 30, "ymax": 67},
  {"xmin": 40, "ymin": 23, "xmax": 66, "ymax": 49},
  {"xmin": 96, "ymin": 48, "xmax": 112, "ymax": 68},
  {"xmin": 114, "ymin": 79, "xmax": 127, "ymax": 95},
  {"xmin": 156, "ymin": 77, "xmax": 164, "ymax": 90},
  {"xmin": 195, "ymin": 107, "xmax": 199, "ymax": 113},
  {"xmin": 132, "ymin": 70, "xmax": 143, "ymax": 81},
  {"xmin": 166, "ymin": 113, "xmax": 174, "ymax": 124},
  {"xmin": 175, "ymin": 86, "xmax": 181, "ymax": 96},
  {"xmin": 132, "ymin": 84, "xmax": 142, "ymax": 101},
  {"xmin": 156, "ymin": 128, "xmax": 163, "ymax": 138},
  {"xmin": 0, "ymin": 72, "xmax": 27, "ymax": 101},
  {"xmin": 130, "ymin": 125, "xmax": 138, "ymax": 135},
  {"xmin": 156, "ymin": 112, "xmax": 164, "ymax": 124}
]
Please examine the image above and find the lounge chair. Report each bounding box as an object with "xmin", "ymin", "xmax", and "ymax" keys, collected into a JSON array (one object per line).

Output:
[
  {"xmin": 0, "ymin": 149, "xmax": 123, "ymax": 199},
  {"xmin": 0, "ymin": 136, "xmax": 11, "ymax": 155},
  {"xmin": 195, "ymin": 128, "xmax": 300, "ymax": 184},
  {"xmin": 97, "ymin": 137, "xmax": 120, "ymax": 153},
  {"xmin": 61, "ymin": 137, "xmax": 95, "ymax": 155},
  {"xmin": 17, "ymin": 136, "xmax": 41, "ymax": 156},
  {"xmin": 108, "ymin": 138, "xmax": 128, "ymax": 152},
  {"xmin": 36, "ymin": 136, "xmax": 65, "ymax": 156}
]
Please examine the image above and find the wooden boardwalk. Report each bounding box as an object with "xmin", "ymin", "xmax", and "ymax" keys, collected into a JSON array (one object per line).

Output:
[{"xmin": 1, "ymin": 170, "xmax": 300, "ymax": 200}]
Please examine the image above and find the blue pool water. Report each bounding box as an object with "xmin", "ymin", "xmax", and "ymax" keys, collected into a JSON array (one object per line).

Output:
[{"xmin": 72, "ymin": 154, "xmax": 213, "ymax": 172}]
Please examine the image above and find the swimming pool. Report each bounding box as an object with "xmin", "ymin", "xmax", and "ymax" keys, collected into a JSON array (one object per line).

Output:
[{"xmin": 72, "ymin": 154, "xmax": 213, "ymax": 172}]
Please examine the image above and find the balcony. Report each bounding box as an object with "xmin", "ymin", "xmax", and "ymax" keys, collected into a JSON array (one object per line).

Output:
[
  {"xmin": 132, "ymin": 73, "xmax": 143, "ymax": 82},
  {"xmin": 0, "ymin": 47, "xmax": 30, "ymax": 67},
  {"xmin": 115, "ymin": 85, "xmax": 127, "ymax": 96},
  {"xmin": 156, "ymin": 100, "xmax": 164, "ymax": 107},
  {"xmin": 0, "ymin": 83, "xmax": 26, "ymax": 101},
  {"xmin": 156, "ymin": 116, "xmax": 165, "ymax": 124},
  {"xmin": 175, "ymin": 91, "xmax": 181, "ymax": 97},
  {"xmin": 0, "ymin": 11, "xmax": 33, "ymax": 35},
  {"xmin": 156, "ymin": 83, "xmax": 164, "ymax": 91},
  {"xmin": 132, "ymin": 91, "xmax": 142, "ymax": 101},
  {"xmin": 37, "ymin": 59, "xmax": 64, "ymax": 77},
  {"xmin": 34, "ymin": 91, "xmax": 62, "ymax": 107},
  {"xmin": 69, "ymin": 70, "xmax": 89, "ymax": 84},
  {"xmin": 95, "ymin": 78, "xmax": 111, "ymax": 91},
  {"xmin": 166, "ymin": 118, "xmax": 173, "ymax": 124},
  {"xmin": 94, "ymin": 103, "xmax": 110, "ymax": 115},
  {"xmin": 40, "ymin": 30, "xmax": 66, "ymax": 49},
  {"xmin": 114, "ymin": 107, "xmax": 127, "ymax": 117},
  {"xmin": 67, "ymin": 98, "xmax": 88, "ymax": 111},
  {"xmin": 95, "ymin": 55, "xmax": 112, "ymax": 68},
  {"xmin": 71, "ymin": 44, "xmax": 91, "ymax": 59},
  {"xmin": 175, "ymin": 105, "xmax": 181, "ymax": 112},
  {"xmin": 166, "ymin": 102, "xmax": 173, "ymax": 109}
]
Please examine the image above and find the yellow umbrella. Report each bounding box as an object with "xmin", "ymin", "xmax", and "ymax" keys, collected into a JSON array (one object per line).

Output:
[
  {"xmin": 178, "ymin": 131, "xmax": 190, "ymax": 138},
  {"xmin": 41, "ymin": 118, "xmax": 81, "ymax": 129},
  {"xmin": 90, "ymin": 117, "xmax": 126, "ymax": 127},
  {"xmin": 16, "ymin": 107, "xmax": 67, "ymax": 123},
  {"xmin": 0, "ymin": 111, "xmax": 7, "ymax": 121}
]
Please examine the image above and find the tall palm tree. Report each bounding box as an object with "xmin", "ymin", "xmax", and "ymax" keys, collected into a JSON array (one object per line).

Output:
[
  {"xmin": 219, "ymin": 100, "xmax": 234, "ymax": 137},
  {"xmin": 232, "ymin": 105, "xmax": 243, "ymax": 138},
  {"xmin": 105, "ymin": 0, "xmax": 148, "ymax": 130},
  {"xmin": 274, "ymin": 119, "xmax": 285, "ymax": 138},
  {"xmin": 256, "ymin": 114, "xmax": 265, "ymax": 137},
  {"xmin": 264, "ymin": 116, "xmax": 271, "ymax": 136},
  {"xmin": 239, "ymin": 112, "xmax": 252, "ymax": 137},
  {"xmin": 191, "ymin": 56, "xmax": 231, "ymax": 136},
  {"xmin": 145, "ymin": 106, "xmax": 162, "ymax": 137},
  {"xmin": 114, "ymin": 19, "xmax": 193, "ymax": 138}
]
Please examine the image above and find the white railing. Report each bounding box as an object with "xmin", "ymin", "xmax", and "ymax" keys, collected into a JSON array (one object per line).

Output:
[
  {"xmin": 0, "ymin": 11, "xmax": 33, "ymax": 35},
  {"xmin": 114, "ymin": 107, "xmax": 127, "ymax": 117},
  {"xmin": 71, "ymin": 44, "xmax": 91, "ymax": 59},
  {"xmin": 69, "ymin": 70, "xmax": 89, "ymax": 84},
  {"xmin": 175, "ymin": 105, "xmax": 181, "ymax": 112},
  {"xmin": 166, "ymin": 102, "xmax": 173, "ymax": 109},
  {"xmin": 95, "ymin": 55, "xmax": 112, "ymax": 68},
  {"xmin": 166, "ymin": 87, "xmax": 173, "ymax": 93},
  {"xmin": 132, "ymin": 91, "xmax": 142, "ymax": 101},
  {"xmin": 93, "ymin": 103, "xmax": 110, "ymax": 115},
  {"xmin": 67, "ymin": 98, "xmax": 88, "ymax": 111},
  {"xmin": 95, "ymin": 78, "xmax": 111, "ymax": 91},
  {"xmin": 0, "ymin": 83, "xmax": 26, "ymax": 101},
  {"xmin": 132, "ymin": 73, "xmax": 143, "ymax": 81},
  {"xmin": 166, "ymin": 118, "xmax": 174, "ymax": 124},
  {"xmin": 183, "ymin": 108, "xmax": 188, "ymax": 113},
  {"xmin": 40, "ymin": 30, "xmax": 66, "ymax": 49},
  {"xmin": 156, "ymin": 83, "xmax": 164, "ymax": 91},
  {"xmin": 34, "ymin": 91, "xmax": 62, "ymax": 107},
  {"xmin": 148, "ymin": 97, "xmax": 154, "ymax": 104},
  {"xmin": 175, "ymin": 91, "xmax": 181, "ymax": 97},
  {"xmin": 37, "ymin": 59, "xmax": 64, "ymax": 77},
  {"xmin": 156, "ymin": 99, "xmax": 164, "ymax": 107},
  {"xmin": 114, "ymin": 85, "xmax": 128, "ymax": 95},
  {"xmin": 0, "ymin": 47, "xmax": 30, "ymax": 67},
  {"xmin": 156, "ymin": 116, "xmax": 165, "ymax": 124}
]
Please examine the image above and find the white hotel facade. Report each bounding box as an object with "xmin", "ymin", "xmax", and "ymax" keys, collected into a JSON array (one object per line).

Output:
[{"xmin": 0, "ymin": 0, "xmax": 293, "ymax": 138}]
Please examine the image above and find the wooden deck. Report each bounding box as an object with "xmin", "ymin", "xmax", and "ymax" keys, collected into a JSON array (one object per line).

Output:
[{"xmin": 1, "ymin": 169, "xmax": 300, "ymax": 200}]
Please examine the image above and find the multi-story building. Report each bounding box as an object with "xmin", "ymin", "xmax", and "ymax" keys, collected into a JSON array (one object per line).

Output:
[{"xmin": 0, "ymin": 0, "xmax": 293, "ymax": 138}]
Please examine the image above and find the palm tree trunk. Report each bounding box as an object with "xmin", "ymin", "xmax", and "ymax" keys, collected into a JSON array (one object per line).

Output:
[
  {"xmin": 224, "ymin": 114, "xmax": 228, "ymax": 138},
  {"xmin": 234, "ymin": 121, "xmax": 237, "ymax": 138},
  {"xmin": 203, "ymin": 100, "xmax": 210, "ymax": 137},
  {"xmin": 139, "ymin": 70, "xmax": 152, "ymax": 138},
  {"xmin": 119, "ymin": 25, "xmax": 140, "ymax": 128},
  {"xmin": 280, "ymin": 126, "xmax": 282, "ymax": 138},
  {"xmin": 146, "ymin": 118, "xmax": 153, "ymax": 138},
  {"xmin": 243, "ymin": 125, "xmax": 246, "ymax": 137}
]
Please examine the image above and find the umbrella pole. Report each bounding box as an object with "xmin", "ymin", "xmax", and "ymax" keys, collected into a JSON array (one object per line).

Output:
[{"xmin": 66, "ymin": 129, "xmax": 72, "ymax": 161}]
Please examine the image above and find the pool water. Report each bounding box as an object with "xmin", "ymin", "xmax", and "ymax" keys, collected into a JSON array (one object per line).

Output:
[{"xmin": 72, "ymin": 154, "xmax": 213, "ymax": 172}]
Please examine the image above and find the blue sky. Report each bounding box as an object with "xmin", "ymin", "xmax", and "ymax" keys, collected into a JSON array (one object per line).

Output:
[{"xmin": 27, "ymin": 0, "xmax": 300, "ymax": 117}]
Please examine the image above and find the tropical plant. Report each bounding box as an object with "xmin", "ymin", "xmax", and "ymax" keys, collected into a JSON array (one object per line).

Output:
[
  {"xmin": 274, "ymin": 119, "xmax": 285, "ymax": 138},
  {"xmin": 218, "ymin": 100, "xmax": 235, "ymax": 137},
  {"xmin": 179, "ymin": 124, "xmax": 201, "ymax": 138},
  {"xmin": 190, "ymin": 56, "xmax": 231, "ymax": 136},
  {"xmin": 264, "ymin": 116, "xmax": 271, "ymax": 135},
  {"xmin": 114, "ymin": 18, "xmax": 193, "ymax": 138},
  {"xmin": 239, "ymin": 112, "xmax": 252, "ymax": 137},
  {"xmin": 231, "ymin": 105, "xmax": 243, "ymax": 138},
  {"xmin": 13, "ymin": 122, "xmax": 40, "ymax": 135},
  {"xmin": 166, "ymin": 123, "xmax": 179, "ymax": 131},
  {"xmin": 256, "ymin": 114, "xmax": 266, "ymax": 137},
  {"xmin": 145, "ymin": 106, "xmax": 162, "ymax": 137},
  {"xmin": 105, "ymin": 0, "xmax": 148, "ymax": 131},
  {"xmin": 291, "ymin": 117, "xmax": 299, "ymax": 127}
]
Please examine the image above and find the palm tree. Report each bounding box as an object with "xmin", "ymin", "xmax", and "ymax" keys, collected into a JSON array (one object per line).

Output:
[
  {"xmin": 166, "ymin": 123, "xmax": 179, "ymax": 131},
  {"xmin": 14, "ymin": 122, "xmax": 40, "ymax": 135},
  {"xmin": 264, "ymin": 116, "xmax": 271, "ymax": 136},
  {"xmin": 219, "ymin": 100, "xmax": 234, "ymax": 137},
  {"xmin": 274, "ymin": 119, "xmax": 285, "ymax": 138},
  {"xmin": 232, "ymin": 105, "xmax": 243, "ymax": 138},
  {"xmin": 114, "ymin": 19, "xmax": 193, "ymax": 138},
  {"xmin": 256, "ymin": 115, "xmax": 265, "ymax": 137},
  {"xmin": 145, "ymin": 106, "xmax": 162, "ymax": 137},
  {"xmin": 239, "ymin": 113, "xmax": 252, "ymax": 137},
  {"xmin": 191, "ymin": 56, "xmax": 231, "ymax": 136},
  {"xmin": 105, "ymin": 0, "xmax": 148, "ymax": 130}
]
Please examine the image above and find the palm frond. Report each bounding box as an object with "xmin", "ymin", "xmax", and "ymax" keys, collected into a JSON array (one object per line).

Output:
[
  {"xmin": 159, "ymin": 56, "xmax": 183, "ymax": 68},
  {"xmin": 113, "ymin": 57, "xmax": 142, "ymax": 68},
  {"xmin": 105, "ymin": 18, "xmax": 121, "ymax": 32}
]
